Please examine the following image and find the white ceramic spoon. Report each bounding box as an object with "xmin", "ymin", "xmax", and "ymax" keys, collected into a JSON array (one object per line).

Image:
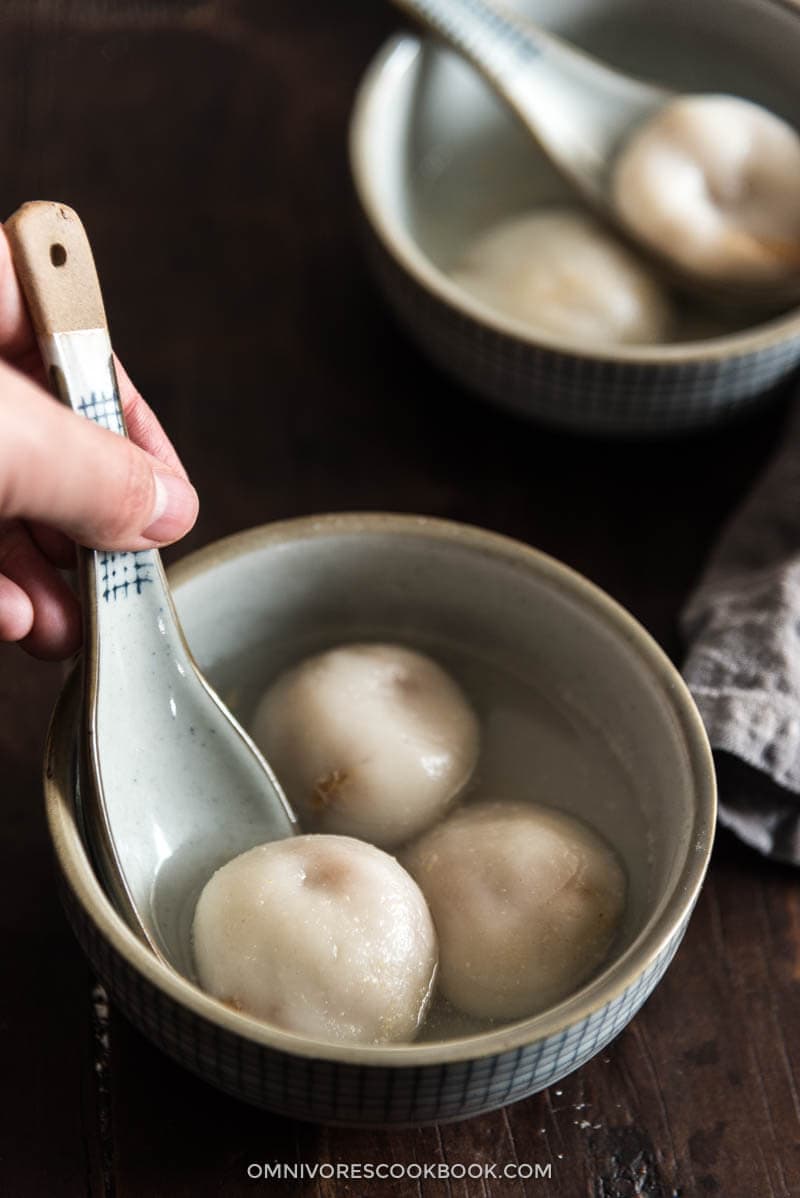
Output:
[
  {"xmin": 7, "ymin": 201, "xmax": 296, "ymax": 977},
  {"xmin": 392, "ymin": 0, "xmax": 800, "ymax": 309}
]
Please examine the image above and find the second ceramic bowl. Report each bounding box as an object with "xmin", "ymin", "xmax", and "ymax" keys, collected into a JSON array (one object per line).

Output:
[
  {"xmin": 350, "ymin": 0, "xmax": 800, "ymax": 435},
  {"xmin": 45, "ymin": 515, "xmax": 715, "ymax": 1124}
]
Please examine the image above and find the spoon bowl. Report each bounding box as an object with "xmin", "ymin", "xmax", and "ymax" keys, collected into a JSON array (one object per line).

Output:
[{"xmin": 7, "ymin": 202, "xmax": 296, "ymax": 973}]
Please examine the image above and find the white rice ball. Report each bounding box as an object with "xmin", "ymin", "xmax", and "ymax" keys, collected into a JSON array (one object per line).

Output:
[
  {"xmin": 403, "ymin": 800, "xmax": 626, "ymax": 1020},
  {"xmin": 450, "ymin": 207, "xmax": 673, "ymax": 345},
  {"xmin": 613, "ymin": 94, "xmax": 800, "ymax": 283},
  {"xmin": 250, "ymin": 644, "xmax": 480, "ymax": 849},
  {"xmin": 193, "ymin": 834, "xmax": 438, "ymax": 1045}
]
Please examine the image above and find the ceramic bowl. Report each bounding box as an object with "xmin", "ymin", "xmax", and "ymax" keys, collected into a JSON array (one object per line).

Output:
[
  {"xmin": 44, "ymin": 514, "xmax": 715, "ymax": 1124},
  {"xmin": 349, "ymin": 0, "xmax": 800, "ymax": 435}
]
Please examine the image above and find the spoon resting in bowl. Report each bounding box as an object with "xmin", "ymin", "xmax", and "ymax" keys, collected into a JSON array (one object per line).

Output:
[
  {"xmin": 6, "ymin": 201, "xmax": 296, "ymax": 976},
  {"xmin": 392, "ymin": 0, "xmax": 800, "ymax": 309}
]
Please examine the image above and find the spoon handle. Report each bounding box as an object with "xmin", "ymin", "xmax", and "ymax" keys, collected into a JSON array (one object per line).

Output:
[{"xmin": 5, "ymin": 201, "xmax": 172, "ymax": 633}]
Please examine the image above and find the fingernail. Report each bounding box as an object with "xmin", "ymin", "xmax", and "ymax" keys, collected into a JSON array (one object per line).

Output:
[{"xmin": 142, "ymin": 470, "xmax": 199, "ymax": 542}]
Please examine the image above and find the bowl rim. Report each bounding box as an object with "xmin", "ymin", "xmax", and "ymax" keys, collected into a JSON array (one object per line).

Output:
[
  {"xmin": 44, "ymin": 512, "xmax": 716, "ymax": 1067},
  {"xmin": 349, "ymin": 27, "xmax": 800, "ymax": 365}
]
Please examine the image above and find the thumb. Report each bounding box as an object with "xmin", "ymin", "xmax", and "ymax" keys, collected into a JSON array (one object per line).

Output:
[{"xmin": 0, "ymin": 359, "xmax": 198, "ymax": 549}]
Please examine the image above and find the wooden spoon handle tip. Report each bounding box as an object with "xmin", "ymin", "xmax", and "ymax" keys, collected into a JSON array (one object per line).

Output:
[{"xmin": 4, "ymin": 201, "xmax": 107, "ymax": 337}]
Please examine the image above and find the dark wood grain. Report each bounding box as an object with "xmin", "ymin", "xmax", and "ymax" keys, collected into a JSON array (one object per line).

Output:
[{"xmin": 1, "ymin": 2, "xmax": 799, "ymax": 1195}]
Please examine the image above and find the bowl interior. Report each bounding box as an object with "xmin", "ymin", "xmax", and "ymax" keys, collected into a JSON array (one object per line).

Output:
[
  {"xmin": 359, "ymin": 0, "xmax": 800, "ymax": 346},
  {"xmin": 140, "ymin": 516, "xmax": 713, "ymax": 1041}
]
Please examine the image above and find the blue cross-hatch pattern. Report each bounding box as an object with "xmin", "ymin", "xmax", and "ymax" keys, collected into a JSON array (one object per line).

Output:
[
  {"xmin": 99, "ymin": 551, "xmax": 154, "ymax": 602},
  {"xmin": 76, "ymin": 390, "xmax": 153, "ymax": 603},
  {"xmin": 76, "ymin": 390, "xmax": 125, "ymax": 435}
]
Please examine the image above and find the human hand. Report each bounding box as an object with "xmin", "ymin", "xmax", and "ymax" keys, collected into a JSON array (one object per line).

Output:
[{"xmin": 0, "ymin": 225, "xmax": 198, "ymax": 660}]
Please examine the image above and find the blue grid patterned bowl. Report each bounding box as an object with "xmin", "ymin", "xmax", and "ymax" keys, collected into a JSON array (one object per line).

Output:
[
  {"xmin": 350, "ymin": 8, "xmax": 800, "ymax": 436},
  {"xmin": 43, "ymin": 515, "xmax": 715, "ymax": 1124}
]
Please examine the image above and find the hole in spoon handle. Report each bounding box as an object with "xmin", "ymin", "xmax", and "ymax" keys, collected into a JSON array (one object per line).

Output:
[{"xmin": 4, "ymin": 201, "xmax": 108, "ymax": 338}]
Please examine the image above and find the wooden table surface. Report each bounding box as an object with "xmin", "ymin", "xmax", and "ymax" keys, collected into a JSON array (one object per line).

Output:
[{"xmin": 2, "ymin": 2, "xmax": 800, "ymax": 1195}]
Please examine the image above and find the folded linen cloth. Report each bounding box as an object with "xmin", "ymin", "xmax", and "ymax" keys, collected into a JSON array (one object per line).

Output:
[{"xmin": 682, "ymin": 401, "xmax": 800, "ymax": 863}]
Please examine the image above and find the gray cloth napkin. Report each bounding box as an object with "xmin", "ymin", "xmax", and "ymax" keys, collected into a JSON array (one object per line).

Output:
[{"xmin": 682, "ymin": 400, "xmax": 800, "ymax": 863}]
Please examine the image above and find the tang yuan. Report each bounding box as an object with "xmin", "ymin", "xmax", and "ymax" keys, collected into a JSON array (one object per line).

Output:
[
  {"xmin": 250, "ymin": 644, "xmax": 479, "ymax": 849},
  {"xmin": 192, "ymin": 834, "xmax": 438, "ymax": 1044},
  {"xmin": 450, "ymin": 208, "xmax": 673, "ymax": 345},
  {"xmin": 403, "ymin": 800, "xmax": 625, "ymax": 1021},
  {"xmin": 613, "ymin": 95, "xmax": 800, "ymax": 284}
]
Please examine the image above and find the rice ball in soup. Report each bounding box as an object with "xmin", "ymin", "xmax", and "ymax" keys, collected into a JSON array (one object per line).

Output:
[
  {"xmin": 613, "ymin": 94, "xmax": 800, "ymax": 284},
  {"xmin": 250, "ymin": 643, "xmax": 480, "ymax": 849},
  {"xmin": 403, "ymin": 799, "xmax": 626, "ymax": 1021},
  {"xmin": 192, "ymin": 834, "xmax": 438, "ymax": 1045},
  {"xmin": 450, "ymin": 207, "xmax": 673, "ymax": 345}
]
